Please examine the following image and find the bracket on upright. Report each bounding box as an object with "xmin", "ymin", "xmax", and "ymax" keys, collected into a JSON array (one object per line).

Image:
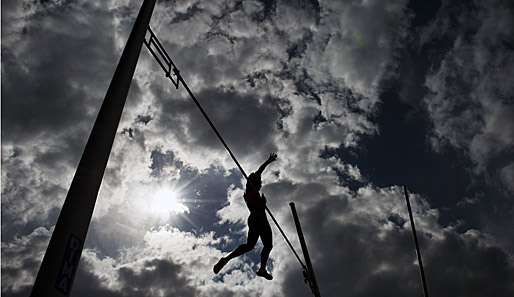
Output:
[
  {"xmin": 290, "ymin": 202, "xmax": 322, "ymax": 297},
  {"xmin": 144, "ymin": 26, "xmax": 180, "ymax": 89}
]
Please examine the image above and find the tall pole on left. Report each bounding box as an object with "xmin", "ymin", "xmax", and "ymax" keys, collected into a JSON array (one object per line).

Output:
[{"xmin": 30, "ymin": 1, "xmax": 157, "ymax": 296}]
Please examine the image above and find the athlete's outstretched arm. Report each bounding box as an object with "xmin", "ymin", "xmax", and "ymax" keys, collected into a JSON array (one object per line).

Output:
[{"xmin": 255, "ymin": 153, "xmax": 277, "ymax": 176}]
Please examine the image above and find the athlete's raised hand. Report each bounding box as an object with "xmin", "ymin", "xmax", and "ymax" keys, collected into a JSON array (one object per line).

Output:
[{"xmin": 267, "ymin": 153, "xmax": 278, "ymax": 163}]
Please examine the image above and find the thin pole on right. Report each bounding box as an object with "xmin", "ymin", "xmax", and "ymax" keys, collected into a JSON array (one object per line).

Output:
[
  {"xmin": 403, "ymin": 186, "xmax": 430, "ymax": 297},
  {"xmin": 290, "ymin": 202, "xmax": 321, "ymax": 297}
]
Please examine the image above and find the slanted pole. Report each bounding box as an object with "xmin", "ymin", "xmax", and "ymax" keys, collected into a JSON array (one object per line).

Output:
[
  {"xmin": 29, "ymin": 1, "xmax": 157, "ymax": 296},
  {"xmin": 290, "ymin": 202, "xmax": 322, "ymax": 297},
  {"xmin": 403, "ymin": 186, "xmax": 430, "ymax": 297}
]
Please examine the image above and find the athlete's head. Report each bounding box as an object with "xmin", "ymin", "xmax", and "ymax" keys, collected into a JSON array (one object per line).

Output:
[{"xmin": 248, "ymin": 172, "xmax": 262, "ymax": 190}]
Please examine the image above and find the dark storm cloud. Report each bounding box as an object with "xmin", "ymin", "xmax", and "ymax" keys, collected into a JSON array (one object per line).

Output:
[
  {"xmin": 149, "ymin": 148, "xmax": 183, "ymax": 177},
  {"xmin": 1, "ymin": 146, "xmax": 67, "ymax": 240},
  {"xmin": 1, "ymin": 0, "xmax": 116, "ymax": 143},
  {"xmin": 426, "ymin": 231, "xmax": 514, "ymax": 297},
  {"xmin": 155, "ymin": 86, "xmax": 279, "ymax": 158},
  {"xmin": 72, "ymin": 257, "xmax": 198, "ymax": 297},
  {"xmin": 1, "ymin": 229, "xmax": 201, "ymax": 297},
  {"xmin": 135, "ymin": 114, "xmax": 153, "ymax": 125},
  {"xmin": 278, "ymin": 187, "xmax": 514, "ymax": 297},
  {"xmin": 1, "ymin": 227, "xmax": 51, "ymax": 297},
  {"xmin": 419, "ymin": 0, "xmax": 514, "ymax": 183},
  {"xmin": 71, "ymin": 265, "xmax": 119, "ymax": 297},
  {"xmin": 117, "ymin": 259, "xmax": 197, "ymax": 297}
]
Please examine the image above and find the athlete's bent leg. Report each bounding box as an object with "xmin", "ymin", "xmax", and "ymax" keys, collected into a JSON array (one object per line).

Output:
[
  {"xmin": 213, "ymin": 217, "xmax": 259, "ymax": 274},
  {"xmin": 226, "ymin": 241, "xmax": 255, "ymax": 260}
]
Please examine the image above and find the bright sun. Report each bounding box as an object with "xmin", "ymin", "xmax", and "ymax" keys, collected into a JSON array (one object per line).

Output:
[{"xmin": 147, "ymin": 187, "xmax": 189, "ymax": 219}]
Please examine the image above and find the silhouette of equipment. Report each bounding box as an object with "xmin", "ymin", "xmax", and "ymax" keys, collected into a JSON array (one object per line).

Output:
[
  {"xmin": 404, "ymin": 186, "xmax": 430, "ymax": 297},
  {"xmin": 28, "ymin": 1, "xmax": 158, "ymax": 296},
  {"xmin": 144, "ymin": 27, "xmax": 320, "ymax": 296},
  {"xmin": 291, "ymin": 202, "xmax": 321, "ymax": 297}
]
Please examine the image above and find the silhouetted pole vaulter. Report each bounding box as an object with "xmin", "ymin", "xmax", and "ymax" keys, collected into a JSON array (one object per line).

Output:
[
  {"xmin": 144, "ymin": 28, "xmax": 313, "ymax": 284},
  {"xmin": 403, "ymin": 186, "xmax": 430, "ymax": 297},
  {"xmin": 290, "ymin": 202, "xmax": 322, "ymax": 297},
  {"xmin": 213, "ymin": 153, "xmax": 277, "ymax": 279},
  {"xmin": 29, "ymin": 1, "xmax": 157, "ymax": 296}
]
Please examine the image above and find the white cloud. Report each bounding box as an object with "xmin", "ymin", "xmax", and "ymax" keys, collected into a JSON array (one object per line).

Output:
[{"xmin": 216, "ymin": 185, "xmax": 248, "ymax": 226}]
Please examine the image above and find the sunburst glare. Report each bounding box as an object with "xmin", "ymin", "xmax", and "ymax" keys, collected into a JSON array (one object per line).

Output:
[{"xmin": 146, "ymin": 187, "xmax": 189, "ymax": 219}]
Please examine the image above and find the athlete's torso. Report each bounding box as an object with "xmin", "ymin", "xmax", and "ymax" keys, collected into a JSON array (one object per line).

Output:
[{"xmin": 243, "ymin": 188, "xmax": 266, "ymax": 214}]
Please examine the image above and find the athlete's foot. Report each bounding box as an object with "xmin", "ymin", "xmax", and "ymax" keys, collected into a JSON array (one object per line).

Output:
[
  {"xmin": 256, "ymin": 268, "xmax": 273, "ymax": 280},
  {"xmin": 213, "ymin": 257, "xmax": 228, "ymax": 274}
]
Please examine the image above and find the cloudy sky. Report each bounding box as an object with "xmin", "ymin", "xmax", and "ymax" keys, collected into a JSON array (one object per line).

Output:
[{"xmin": 2, "ymin": 0, "xmax": 514, "ymax": 296}]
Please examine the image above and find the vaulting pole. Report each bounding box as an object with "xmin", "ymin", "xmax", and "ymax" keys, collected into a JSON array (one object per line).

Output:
[
  {"xmin": 30, "ymin": 1, "xmax": 157, "ymax": 296},
  {"xmin": 403, "ymin": 186, "xmax": 430, "ymax": 297},
  {"xmin": 290, "ymin": 202, "xmax": 322, "ymax": 297}
]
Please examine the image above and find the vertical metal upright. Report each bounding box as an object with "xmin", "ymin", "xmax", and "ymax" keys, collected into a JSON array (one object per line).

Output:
[
  {"xmin": 290, "ymin": 202, "xmax": 322, "ymax": 297},
  {"xmin": 29, "ymin": 1, "xmax": 157, "ymax": 296},
  {"xmin": 403, "ymin": 186, "xmax": 430, "ymax": 297}
]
